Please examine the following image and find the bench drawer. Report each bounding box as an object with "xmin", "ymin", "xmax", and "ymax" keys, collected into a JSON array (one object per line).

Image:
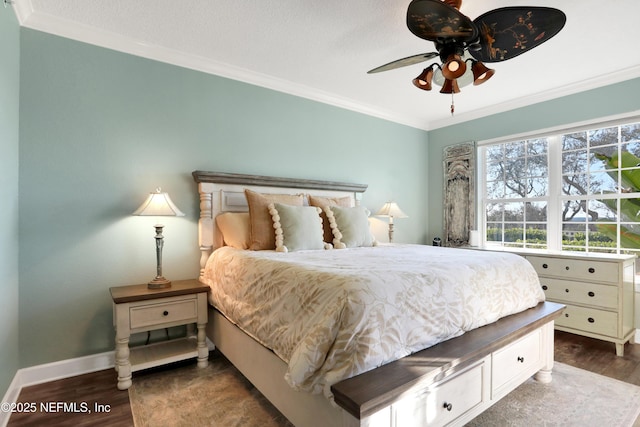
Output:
[
  {"xmin": 394, "ymin": 361, "xmax": 486, "ymax": 427},
  {"xmin": 492, "ymin": 329, "xmax": 542, "ymax": 395}
]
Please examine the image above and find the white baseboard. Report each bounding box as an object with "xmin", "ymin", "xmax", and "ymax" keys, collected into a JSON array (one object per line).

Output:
[
  {"xmin": 0, "ymin": 351, "xmax": 115, "ymax": 427},
  {"xmin": 0, "ymin": 338, "xmax": 215, "ymax": 427}
]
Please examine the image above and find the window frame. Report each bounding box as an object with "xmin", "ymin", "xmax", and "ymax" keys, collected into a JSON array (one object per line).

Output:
[{"xmin": 476, "ymin": 112, "xmax": 640, "ymax": 255}]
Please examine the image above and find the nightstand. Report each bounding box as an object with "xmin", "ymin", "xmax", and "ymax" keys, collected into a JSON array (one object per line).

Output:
[{"xmin": 110, "ymin": 279, "xmax": 209, "ymax": 390}]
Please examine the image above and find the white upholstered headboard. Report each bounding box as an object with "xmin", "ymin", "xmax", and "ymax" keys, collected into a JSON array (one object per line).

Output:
[{"xmin": 192, "ymin": 171, "xmax": 368, "ymax": 277}]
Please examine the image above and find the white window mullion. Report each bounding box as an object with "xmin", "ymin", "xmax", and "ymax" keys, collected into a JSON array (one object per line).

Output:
[
  {"xmin": 547, "ymin": 135, "xmax": 562, "ymax": 251},
  {"xmin": 476, "ymin": 145, "xmax": 486, "ymax": 246}
]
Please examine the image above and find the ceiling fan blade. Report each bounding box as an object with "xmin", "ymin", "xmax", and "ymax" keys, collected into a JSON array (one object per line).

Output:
[
  {"xmin": 470, "ymin": 7, "xmax": 566, "ymax": 63},
  {"xmin": 367, "ymin": 52, "xmax": 439, "ymax": 74},
  {"xmin": 406, "ymin": 0, "xmax": 477, "ymax": 42}
]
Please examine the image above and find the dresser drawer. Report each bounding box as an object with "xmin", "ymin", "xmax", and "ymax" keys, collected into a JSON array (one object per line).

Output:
[
  {"xmin": 527, "ymin": 256, "xmax": 618, "ymax": 283},
  {"xmin": 130, "ymin": 298, "xmax": 198, "ymax": 330},
  {"xmin": 555, "ymin": 304, "xmax": 618, "ymax": 337},
  {"xmin": 393, "ymin": 361, "xmax": 485, "ymax": 427},
  {"xmin": 491, "ymin": 329, "xmax": 541, "ymax": 395},
  {"xmin": 540, "ymin": 277, "xmax": 618, "ymax": 309}
]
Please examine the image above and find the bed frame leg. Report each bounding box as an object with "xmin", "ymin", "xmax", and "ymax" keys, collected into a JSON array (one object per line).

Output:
[{"xmin": 533, "ymin": 321, "xmax": 555, "ymax": 384}]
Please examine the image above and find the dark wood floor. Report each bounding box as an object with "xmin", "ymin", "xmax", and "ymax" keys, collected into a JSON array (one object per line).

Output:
[
  {"xmin": 554, "ymin": 330, "xmax": 640, "ymax": 386},
  {"xmin": 7, "ymin": 368, "xmax": 133, "ymax": 427},
  {"xmin": 8, "ymin": 331, "xmax": 640, "ymax": 426}
]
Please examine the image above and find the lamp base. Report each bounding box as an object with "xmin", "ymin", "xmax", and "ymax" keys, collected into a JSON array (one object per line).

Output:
[{"xmin": 148, "ymin": 276, "xmax": 171, "ymax": 289}]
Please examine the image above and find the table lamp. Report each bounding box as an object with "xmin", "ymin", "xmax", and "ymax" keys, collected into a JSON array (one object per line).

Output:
[
  {"xmin": 133, "ymin": 188, "xmax": 185, "ymax": 288},
  {"xmin": 376, "ymin": 202, "xmax": 408, "ymax": 243}
]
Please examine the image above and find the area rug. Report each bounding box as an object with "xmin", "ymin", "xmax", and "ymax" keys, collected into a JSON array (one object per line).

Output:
[{"xmin": 129, "ymin": 353, "xmax": 640, "ymax": 427}]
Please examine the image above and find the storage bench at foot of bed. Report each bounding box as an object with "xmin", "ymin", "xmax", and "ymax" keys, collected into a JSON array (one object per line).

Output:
[{"xmin": 331, "ymin": 301, "xmax": 565, "ymax": 427}]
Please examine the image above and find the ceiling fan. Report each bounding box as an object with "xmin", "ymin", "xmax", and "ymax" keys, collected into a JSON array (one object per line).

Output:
[{"xmin": 369, "ymin": 0, "xmax": 566, "ymax": 113}]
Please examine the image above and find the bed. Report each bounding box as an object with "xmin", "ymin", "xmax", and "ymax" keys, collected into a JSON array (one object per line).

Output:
[{"xmin": 192, "ymin": 170, "xmax": 565, "ymax": 427}]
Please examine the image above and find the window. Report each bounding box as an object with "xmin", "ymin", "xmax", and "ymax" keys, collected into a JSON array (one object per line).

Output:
[{"xmin": 479, "ymin": 117, "xmax": 640, "ymax": 255}]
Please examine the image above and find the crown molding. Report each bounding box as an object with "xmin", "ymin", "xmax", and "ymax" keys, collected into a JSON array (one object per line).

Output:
[
  {"xmin": 427, "ymin": 65, "xmax": 640, "ymax": 130},
  {"xmin": 13, "ymin": 4, "xmax": 640, "ymax": 133},
  {"xmin": 8, "ymin": 0, "xmax": 32, "ymax": 25}
]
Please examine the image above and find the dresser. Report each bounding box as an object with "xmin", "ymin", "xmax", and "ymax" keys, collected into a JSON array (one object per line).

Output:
[{"xmin": 524, "ymin": 252, "xmax": 635, "ymax": 356}]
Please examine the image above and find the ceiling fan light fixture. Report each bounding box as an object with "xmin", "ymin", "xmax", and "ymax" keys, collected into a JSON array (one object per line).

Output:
[
  {"xmin": 369, "ymin": 1, "xmax": 566, "ymax": 115},
  {"xmin": 441, "ymin": 54, "xmax": 466, "ymax": 80},
  {"xmin": 412, "ymin": 66, "xmax": 435, "ymax": 91},
  {"xmin": 440, "ymin": 78, "xmax": 460, "ymax": 94},
  {"xmin": 471, "ymin": 61, "xmax": 495, "ymax": 86}
]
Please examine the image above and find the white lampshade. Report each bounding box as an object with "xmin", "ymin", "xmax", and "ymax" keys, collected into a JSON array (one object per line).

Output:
[
  {"xmin": 133, "ymin": 188, "xmax": 185, "ymax": 217},
  {"xmin": 376, "ymin": 202, "xmax": 408, "ymax": 219}
]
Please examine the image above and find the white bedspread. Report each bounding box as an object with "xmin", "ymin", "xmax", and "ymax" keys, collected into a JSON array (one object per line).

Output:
[{"xmin": 202, "ymin": 244, "xmax": 544, "ymax": 398}]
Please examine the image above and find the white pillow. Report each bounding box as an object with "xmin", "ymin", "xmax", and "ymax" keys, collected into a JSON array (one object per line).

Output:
[
  {"xmin": 325, "ymin": 206, "xmax": 377, "ymax": 248},
  {"xmin": 215, "ymin": 212, "xmax": 250, "ymax": 249},
  {"xmin": 268, "ymin": 203, "xmax": 329, "ymax": 252}
]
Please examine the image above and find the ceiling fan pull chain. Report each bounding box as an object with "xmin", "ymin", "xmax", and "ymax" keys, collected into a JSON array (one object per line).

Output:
[{"xmin": 450, "ymin": 93, "xmax": 455, "ymax": 116}]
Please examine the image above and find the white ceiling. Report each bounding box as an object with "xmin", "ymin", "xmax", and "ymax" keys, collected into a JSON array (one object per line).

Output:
[{"xmin": 11, "ymin": 0, "xmax": 640, "ymax": 130}]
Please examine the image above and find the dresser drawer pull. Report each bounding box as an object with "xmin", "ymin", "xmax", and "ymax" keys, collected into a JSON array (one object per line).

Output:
[
  {"xmin": 565, "ymin": 288, "xmax": 570, "ymax": 293},
  {"xmin": 588, "ymin": 291, "xmax": 595, "ymax": 297},
  {"xmin": 542, "ymin": 263, "xmax": 548, "ymax": 269},
  {"xmin": 163, "ymin": 310, "xmax": 169, "ymax": 316},
  {"xmin": 517, "ymin": 356, "xmax": 525, "ymax": 363},
  {"xmin": 565, "ymin": 266, "xmax": 570, "ymax": 270},
  {"xmin": 588, "ymin": 267, "xmax": 595, "ymax": 273},
  {"xmin": 443, "ymin": 402, "xmax": 453, "ymax": 412},
  {"xmin": 588, "ymin": 317, "xmax": 595, "ymax": 323},
  {"xmin": 542, "ymin": 285, "xmax": 548, "ymax": 290},
  {"xmin": 565, "ymin": 313, "xmax": 569, "ymax": 317}
]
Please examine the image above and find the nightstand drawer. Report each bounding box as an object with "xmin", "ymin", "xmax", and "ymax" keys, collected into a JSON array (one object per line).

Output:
[
  {"xmin": 130, "ymin": 298, "xmax": 198, "ymax": 330},
  {"xmin": 556, "ymin": 304, "xmax": 618, "ymax": 337},
  {"xmin": 527, "ymin": 256, "xmax": 619, "ymax": 283},
  {"xmin": 540, "ymin": 278, "xmax": 618, "ymax": 309}
]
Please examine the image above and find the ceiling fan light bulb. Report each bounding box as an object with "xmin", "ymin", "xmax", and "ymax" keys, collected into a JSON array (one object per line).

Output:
[
  {"xmin": 441, "ymin": 54, "xmax": 466, "ymax": 80},
  {"xmin": 412, "ymin": 66, "xmax": 434, "ymax": 91},
  {"xmin": 471, "ymin": 61, "xmax": 495, "ymax": 85}
]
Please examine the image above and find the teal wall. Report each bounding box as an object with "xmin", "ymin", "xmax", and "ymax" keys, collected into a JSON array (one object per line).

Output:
[
  {"xmin": 0, "ymin": 7, "xmax": 21, "ymax": 395},
  {"xmin": 12, "ymin": 18, "xmax": 640, "ymax": 387},
  {"xmin": 17, "ymin": 29, "xmax": 429, "ymax": 368},
  {"xmin": 426, "ymin": 78, "xmax": 640, "ymax": 242}
]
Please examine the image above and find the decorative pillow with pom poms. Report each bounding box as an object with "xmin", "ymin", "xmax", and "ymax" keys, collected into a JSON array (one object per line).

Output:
[
  {"xmin": 268, "ymin": 203, "xmax": 331, "ymax": 252},
  {"xmin": 325, "ymin": 206, "xmax": 377, "ymax": 248}
]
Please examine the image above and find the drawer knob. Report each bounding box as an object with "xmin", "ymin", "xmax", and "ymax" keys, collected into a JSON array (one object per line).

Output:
[
  {"xmin": 588, "ymin": 291, "xmax": 595, "ymax": 297},
  {"xmin": 542, "ymin": 285, "xmax": 548, "ymax": 291},
  {"xmin": 588, "ymin": 267, "xmax": 595, "ymax": 273},
  {"xmin": 565, "ymin": 289, "xmax": 569, "ymax": 293},
  {"xmin": 443, "ymin": 402, "xmax": 453, "ymax": 412},
  {"xmin": 542, "ymin": 263, "xmax": 548, "ymax": 269},
  {"xmin": 163, "ymin": 310, "xmax": 169, "ymax": 316},
  {"xmin": 565, "ymin": 266, "xmax": 570, "ymax": 270},
  {"xmin": 565, "ymin": 313, "xmax": 569, "ymax": 317},
  {"xmin": 517, "ymin": 356, "xmax": 525, "ymax": 363},
  {"xmin": 588, "ymin": 317, "xmax": 595, "ymax": 323}
]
